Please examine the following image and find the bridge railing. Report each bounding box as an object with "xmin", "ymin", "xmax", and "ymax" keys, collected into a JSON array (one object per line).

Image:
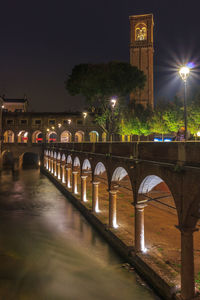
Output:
[{"xmin": 45, "ymin": 142, "xmax": 200, "ymax": 166}]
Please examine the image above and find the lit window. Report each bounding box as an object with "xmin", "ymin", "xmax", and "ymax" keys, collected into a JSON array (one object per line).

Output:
[{"xmin": 135, "ymin": 23, "xmax": 147, "ymax": 41}]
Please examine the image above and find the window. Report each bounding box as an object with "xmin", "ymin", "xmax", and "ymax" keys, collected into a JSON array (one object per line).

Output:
[
  {"xmin": 135, "ymin": 23, "xmax": 147, "ymax": 41},
  {"xmin": 7, "ymin": 119, "xmax": 14, "ymax": 125},
  {"xmin": 35, "ymin": 119, "xmax": 41, "ymax": 125},
  {"xmin": 15, "ymin": 109, "xmax": 23, "ymax": 112},
  {"xmin": 21, "ymin": 119, "xmax": 27, "ymax": 125},
  {"xmin": 49, "ymin": 119, "xmax": 55, "ymax": 125},
  {"xmin": 77, "ymin": 120, "xmax": 83, "ymax": 125}
]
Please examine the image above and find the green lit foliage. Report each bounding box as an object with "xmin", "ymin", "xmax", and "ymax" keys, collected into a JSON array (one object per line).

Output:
[
  {"xmin": 160, "ymin": 98, "xmax": 183, "ymax": 132},
  {"xmin": 187, "ymin": 91, "xmax": 200, "ymax": 137},
  {"xmin": 150, "ymin": 109, "xmax": 169, "ymax": 139},
  {"xmin": 119, "ymin": 104, "xmax": 152, "ymax": 140}
]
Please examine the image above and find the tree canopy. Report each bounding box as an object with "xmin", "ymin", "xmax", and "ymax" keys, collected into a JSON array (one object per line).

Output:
[
  {"xmin": 66, "ymin": 61, "xmax": 146, "ymax": 139},
  {"xmin": 66, "ymin": 61, "xmax": 146, "ymax": 103}
]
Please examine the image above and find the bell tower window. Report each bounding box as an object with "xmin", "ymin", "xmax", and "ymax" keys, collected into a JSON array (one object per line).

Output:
[{"xmin": 135, "ymin": 23, "xmax": 147, "ymax": 41}]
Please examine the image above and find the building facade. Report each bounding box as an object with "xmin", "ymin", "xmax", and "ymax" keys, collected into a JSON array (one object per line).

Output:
[
  {"xmin": 2, "ymin": 111, "xmax": 106, "ymax": 144},
  {"xmin": 0, "ymin": 97, "xmax": 29, "ymax": 112}
]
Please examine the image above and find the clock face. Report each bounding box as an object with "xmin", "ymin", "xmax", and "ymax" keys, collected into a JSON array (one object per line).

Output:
[{"xmin": 135, "ymin": 24, "xmax": 147, "ymax": 41}]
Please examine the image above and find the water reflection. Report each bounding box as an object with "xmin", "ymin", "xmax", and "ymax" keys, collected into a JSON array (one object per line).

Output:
[{"xmin": 0, "ymin": 169, "xmax": 158, "ymax": 299}]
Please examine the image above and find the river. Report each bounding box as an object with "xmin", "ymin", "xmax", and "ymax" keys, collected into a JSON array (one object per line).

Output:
[{"xmin": 0, "ymin": 169, "xmax": 158, "ymax": 300}]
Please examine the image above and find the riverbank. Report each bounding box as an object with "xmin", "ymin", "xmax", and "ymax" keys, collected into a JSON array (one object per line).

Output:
[{"xmin": 41, "ymin": 166, "xmax": 182, "ymax": 300}]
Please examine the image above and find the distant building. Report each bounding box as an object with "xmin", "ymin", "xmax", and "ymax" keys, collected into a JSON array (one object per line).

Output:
[{"xmin": 0, "ymin": 97, "xmax": 28, "ymax": 112}]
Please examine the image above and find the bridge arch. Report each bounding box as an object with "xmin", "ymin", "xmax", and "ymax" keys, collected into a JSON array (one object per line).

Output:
[
  {"xmin": 20, "ymin": 152, "xmax": 40, "ymax": 168},
  {"xmin": 61, "ymin": 154, "xmax": 66, "ymax": 161},
  {"xmin": 82, "ymin": 159, "xmax": 91, "ymax": 171},
  {"xmin": 92, "ymin": 161, "xmax": 109, "ymax": 215},
  {"xmin": 110, "ymin": 166, "xmax": 133, "ymax": 230},
  {"xmin": 57, "ymin": 152, "xmax": 61, "ymax": 160},
  {"xmin": 67, "ymin": 155, "xmax": 72, "ymax": 165},
  {"xmin": 3, "ymin": 130, "xmax": 14, "ymax": 143},
  {"xmin": 2, "ymin": 150, "xmax": 14, "ymax": 168},
  {"xmin": 136, "ymin": 173, "xmax": 180, "ymax": 279}
]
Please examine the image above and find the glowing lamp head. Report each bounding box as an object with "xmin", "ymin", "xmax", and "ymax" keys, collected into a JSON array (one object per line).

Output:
[
  {"xmin": 52, "ymin": 126, "xmax": 55, "ymax": 130},
  {"xmin": 197, "ymin": 131, "xmax": 200, "ymax": 137},
  {"xmin": 179, "ymin": 66, "xmax": 190, "ymax": 82},
  {"xmin": 47, "ymin": 128, "xmax": 50, "ymax": 132},
  {"xmin": 110, "ymin": 98, "xmax": 117, "ymax": 108},
  {"xmin": 58, "ymin": 123, "xmax": 61, "ymax": 128},
  {"xmin": 83, "ymin": 112, "xmax": 87, "ymax": 119},
  {"xmin": 68, "ymin": 119, "xmax": 71, "ymax": 125}
]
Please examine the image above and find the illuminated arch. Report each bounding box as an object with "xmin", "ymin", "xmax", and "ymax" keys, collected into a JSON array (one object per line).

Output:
[
  {"xmin": 111, "ymin": 167, "xmax": 128, "ymax": 182},
  {"xmin": 47, "ymin": 131, "xmax": 57, "ymax": 143},
  {"xmin": 57, "ymin": 152, "xmax": 61, "ymax": 160},
  {"xmin": 138, "ymin": 175, "xmax": 164, "ymax": 194},
  {"xmin": 32, "ymin": 130, "xmax": 43, "ymax": 143},
  {"xmin": 60, "ymin": 131, "xmax": 72, "ymax": 143},
  {"xmin": 94, "ymin": 162, "xmax": 106, "ymax": 175},
  {"xmin": 82, "ymin": 159, "xmax": 91, "ymax": 171},
  {"xmin": 3, "ymin": 130, "xmax": 14, "ymax": 143},
  {"xmin": 61, "ymin": 154, "xmax": 66, "ymax": 161},
  {"xmin": 53, "ymin": 152, "xmax": 57, "ymax": 159},
  {"xmin": 75, "ymin": 131, "xmax": 84, "ymax": 142},
  {"xmin": 89, "ymin": 131, "xmax": 99, "ymax": 142},
  {"xmin": 18, "ymin": 130, "xmax": 28, "ymax": 143},
  {"xmin": 67, "ymin": 155, "xmax": 72, "ymax": 164},
  {"xmin": 50, "ymin": 151, "xmax": 54, "ymax": 158},
  {"xmin": 73, "ymin": 156, "xmax": 80, "ymax": 167}
]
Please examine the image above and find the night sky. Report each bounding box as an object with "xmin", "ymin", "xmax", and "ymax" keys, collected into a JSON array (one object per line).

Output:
[{"xmin": 0, "ymin": 0, "xmax": 200, "ymax": 112}]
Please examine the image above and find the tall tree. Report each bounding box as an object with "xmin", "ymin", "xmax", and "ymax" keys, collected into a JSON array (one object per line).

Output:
[{"xmin": 66, "ymin": 61, "xmax": 146, "ymax": 140}]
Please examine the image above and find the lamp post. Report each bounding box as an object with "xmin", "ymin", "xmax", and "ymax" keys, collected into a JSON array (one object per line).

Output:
[
  {"xmin": 179, "ymin": 66, "xmax": 190, "ymax": 141},
  {"xmin": 110, "ymin": 98, "xmax": 117, "ymax": 142}
]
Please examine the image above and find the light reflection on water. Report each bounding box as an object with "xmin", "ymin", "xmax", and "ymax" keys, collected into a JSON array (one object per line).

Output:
[{"xmin": 0, "ymin": 169, "xmax": 158, "ymax": 299}]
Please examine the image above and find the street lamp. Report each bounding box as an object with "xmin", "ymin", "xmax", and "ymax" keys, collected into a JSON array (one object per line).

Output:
[
  {"xmin": 110, "ymin": 98, "xmax": 117, "ymax": 141},
  {"xmin": 110, "ymin": 98, "xmax": 117, "ymax": 109},
  {"xmin": 179, "ymin": 66, "xmax": 190, "ymax": 140},
  {"xmin": 83, "ymin": 112, "xmax": 87, "ymax": 119}
]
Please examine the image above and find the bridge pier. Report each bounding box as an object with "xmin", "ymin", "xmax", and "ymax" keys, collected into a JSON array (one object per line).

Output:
[
  {"xmin": 72, "ymin": 171, "xmax": 78, "ymax": 194},
  {"xmin": 180, "ymin": 227, "xmax": 197, "ymax": 300},
  {"xmin": 66, "ymin": 167, "xmax": 71, "ymax": 188},
  {"xmin": 50, "ymin": 158, "xmax": 53, "ymax": 173},
  {"xmin": 57, "ymin": 161, "xmax": 61, "ymax": 180},
  {"xmin": 61, "ymin": 164, "xmax": 66, "ymax": 183},
  {"xmin": 81, "ymin": 175, "xmax": 87, "ymax": 202},
  {"xmin": 135, "ymin": 203, "xmax": 147, "ymax": 252},
  {"xmin": 54, "ymin": 159, "xmax": 57, "ymax": 176},
  {"xmin": 92, "ymin": 182, "xmax": 100, "ymax": 213},
  {"xmin": 109, "ymin": 190, "xmax": 118, "ymax": 228}
]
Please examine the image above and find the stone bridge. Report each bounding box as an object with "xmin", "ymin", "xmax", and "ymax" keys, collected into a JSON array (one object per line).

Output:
[
  {"xmin": 1, "ymin": 143, "xmax": 43, "ymax": 169},
  {"xmin": 44, "ymin": 141, "xmax": 200, "ymax": 300}
]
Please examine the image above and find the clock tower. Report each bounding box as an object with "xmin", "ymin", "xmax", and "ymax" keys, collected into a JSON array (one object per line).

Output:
[{"xmin": 129, "ymin": 14, "xmax": 154, "ymax": 108}]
